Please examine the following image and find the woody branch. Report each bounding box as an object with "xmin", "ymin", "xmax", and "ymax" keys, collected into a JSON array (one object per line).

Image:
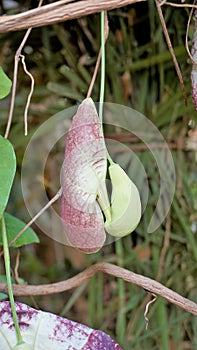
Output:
[
  {"xmin": 0, "ymin": 262, "xmax": 196, "ymax": 316},
  {"xmin": 0, "ymin": 0, "xmax": 146, "ymax": 33}
]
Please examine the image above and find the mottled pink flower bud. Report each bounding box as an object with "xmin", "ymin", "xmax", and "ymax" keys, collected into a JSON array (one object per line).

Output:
[{"xmin": 61, "ymin": 98, "xmax": 108, "ymax": 253}]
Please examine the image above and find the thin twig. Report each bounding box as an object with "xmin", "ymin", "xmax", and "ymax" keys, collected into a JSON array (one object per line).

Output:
[
  {"xmin": 0, "ymin": 189, "xmax": 62, "ymax": 258},
  {"xmin": 4, "ymin": 28, "xmax": 32, "ymax": 139},
  {"xmin": 86, "ymin": 12, "xmax": 109, "ymax": 98},
  {"xmin": 155, "ymin": 0, "xmax": 187, "ymax": 105},
  {"xmin": 0, "ymin": 262, "xmax": 196, "ymax": 315},
  {"xmin": 8, "ymin": 188, "xmax": 62, "ymax": 248},
  {"xmin": 163, "ymin": 2, "xmax": 197, "ymax": 9},
  {"xmin": 20, "ymin": 54, "xmax": 35, "ymax": 135},
  {"xmin": 159, "ymin": 0, "xmax": 167, "ymax": 5},
  {"xmin": 14, "ymin": 250, "xmax": 20, "ymax": 284},
  {"xmin": 86, "ymin": 51, "xmax": 102, "ymax": 98},
  {"xmin": 144, "ymin": 293, "xmax": 157, "ymax": 330},
  {"xmin": 4, "ymin": 0, "xmax": 43, "ymax": 139},
  {"xmin": 125, "ymin": 292, "xmax": 151, "ymax": 337},
  {"xmin": 185, "ymin": 1, "xmax": 197, "ymax": 65}
]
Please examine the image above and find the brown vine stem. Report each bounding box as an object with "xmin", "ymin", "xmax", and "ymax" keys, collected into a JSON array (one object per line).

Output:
[
  {"xmin": 0, "ymin": 0, "xmax": 146, "ymax": 33},
  {"xmin": 0, "ymin": 262, "xmax": 196, "ymax": 316},
  {"xmin": 155, "ymin": 0, "xmax": 187, "ymax": 105}
]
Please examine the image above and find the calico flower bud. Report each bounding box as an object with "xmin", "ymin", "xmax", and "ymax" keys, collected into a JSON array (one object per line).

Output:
[{"xmin": 61, "ymin": 98, "xmax": 109, "ymax": 252}]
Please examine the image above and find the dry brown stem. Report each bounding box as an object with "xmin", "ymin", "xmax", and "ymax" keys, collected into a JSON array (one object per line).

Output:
[
  {"xmin": 0, "ymin": 262, "xmax": 196, "ymax": 316},
  {"xmin": 155, "ymin": 0, "xmax": 187, "ymax": 105},
  {"xmin": 4, "ymin": 0, "xmax": 43, "ymax": 139},
  {"xmin": 0, "ymin": 0, "xmax": 146, "ymax": 33},
  {"xmin": 164, "ymin": 2, "xmax": 197, "ymax": 9}
]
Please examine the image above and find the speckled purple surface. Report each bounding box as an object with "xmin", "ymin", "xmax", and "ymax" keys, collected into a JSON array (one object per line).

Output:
[
  {"xmin": 0, "ymin": 301, "xmax": 123, "ymax": 350},
  {"xmin": 82, "ymin": 330, "xmax": 122, "ymax": 350},
  {"xmin": 61, "ymin": 98, "xmax": 107, "ymax": 253}
]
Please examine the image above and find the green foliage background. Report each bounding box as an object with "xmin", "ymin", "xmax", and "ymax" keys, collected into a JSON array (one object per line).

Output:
[{"xmin": 0, "ymin": 1, "xmax": 197, "ymax": 349}]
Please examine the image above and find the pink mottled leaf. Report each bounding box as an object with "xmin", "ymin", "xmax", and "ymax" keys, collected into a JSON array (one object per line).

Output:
[
  {"xmin": 61, "ymin": 98, "xmax": 109, "ymax": 253},
  {"xmin": 0, "ymin": 301, "xmax": 123, "ymax": 350}
]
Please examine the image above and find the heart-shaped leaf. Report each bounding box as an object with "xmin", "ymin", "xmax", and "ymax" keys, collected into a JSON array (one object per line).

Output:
[
  {"xmin": 0, "ymin": 302, "xmax": 123, "ymax": 350},
  {"xmin": 61, "ymin": 98, "xmax": 109, "ymax": 253},
  {"xmin": 0, "ymin": 67, "xmax": 12, "ymax": 99},
  {"xmin": 0, "ymin": 213, "xmax": 39, "ymax": 247},
  {"xmin": 0, "ymin": 136, "xmax": 16, "ymax": 219}
]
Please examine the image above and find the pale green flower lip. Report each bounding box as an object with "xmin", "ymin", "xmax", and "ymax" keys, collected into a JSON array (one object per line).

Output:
[
  {"xmin": 13, "ymin": 343, "xmax": 32, "ymax": 350},
  {"xmin": 104, "ymin": 163, "xmax": 141, "ymax": 237},
  {"xmin": 97, "ymin": 179, "xmax": 111, "ymax": 223}
]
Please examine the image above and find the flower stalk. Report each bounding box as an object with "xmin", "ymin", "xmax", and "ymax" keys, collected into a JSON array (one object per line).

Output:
[{"xmin": 1, "ymin": 215, "xmax": 24, "ymax": 347}]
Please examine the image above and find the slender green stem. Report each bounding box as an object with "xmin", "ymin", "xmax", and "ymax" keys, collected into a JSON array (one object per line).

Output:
[
  {"xmin": 1, "ymin": 215, "xmax": 23, "ymax": 345},
  {"xmin": 99, "ymin": 12, "xmax": 114, "ymax": 165},
  {"xmin": 99, "ymin": 11, "xmax": 105, "ymax": 124}
]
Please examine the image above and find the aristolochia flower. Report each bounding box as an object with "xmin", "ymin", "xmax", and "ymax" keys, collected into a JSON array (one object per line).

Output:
[
  {"xmin": 61, "ymin": 98, "xmax": 110, "ymax": 253},
  {"xmin": 61, "ymin": 98, "xmax": 141, "ymax": 253}
]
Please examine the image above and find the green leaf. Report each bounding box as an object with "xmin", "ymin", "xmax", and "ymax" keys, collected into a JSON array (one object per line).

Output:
[
  {"xmin": 0, "ymin": 293, "xmax": 8, "ymax": 301},
  {"xmin": 0, "ymin": 213, "xmax": 39, "ymax": 248},
  {"xmin": 0, "ymin": 275, "xmax": 8, "ymax": 300},
  {"xmin": 0, "ymin": 274, "xmax": 25, "ymax": 284},
  {"xmin": 0, "ymin": 67, "xmax": 12, "ymax": 99},
  {"xmin": 0, "ymin": 136, "xmax": 16, "ymax": 219}
]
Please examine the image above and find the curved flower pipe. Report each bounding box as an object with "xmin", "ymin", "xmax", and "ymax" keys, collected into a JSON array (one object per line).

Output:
[
  {"xmin": 61, "ymin": 98, "xmax": 110, "ymax": 253},
  {"xmin": 61, "ymin": 98, "xmax": 142, "ymax": 251}
]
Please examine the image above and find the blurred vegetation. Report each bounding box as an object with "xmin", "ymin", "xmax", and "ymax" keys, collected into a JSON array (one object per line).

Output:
[{"xmin": 0, "ymin": 1, "xmax": 197, "ymax": 349}]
